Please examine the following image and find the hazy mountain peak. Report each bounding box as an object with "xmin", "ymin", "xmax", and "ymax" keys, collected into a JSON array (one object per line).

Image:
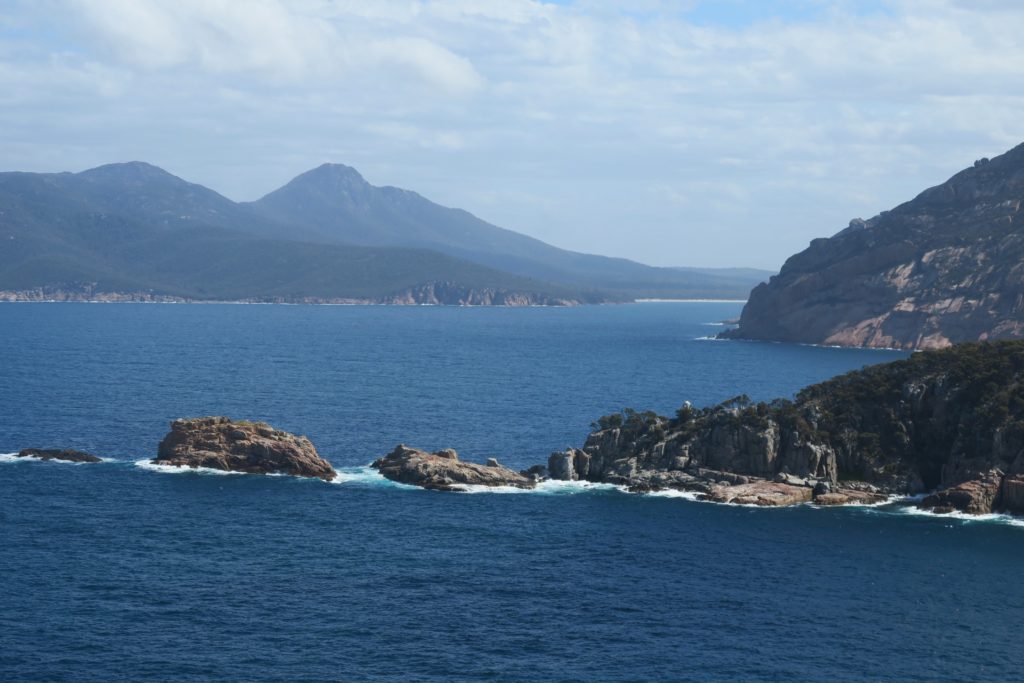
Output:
[
  {"xmin": 77, "ymin": 161, "xmax": 181, "ymax": 184},
  {"xmin": 293, "ymin": 163, "xmax": 368, "ymax": 188}
]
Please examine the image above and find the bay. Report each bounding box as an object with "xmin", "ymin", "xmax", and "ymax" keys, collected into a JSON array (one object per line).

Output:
[{"xmin": 1, "ymin": 302, "xmax": 1020, "ymax": 682}]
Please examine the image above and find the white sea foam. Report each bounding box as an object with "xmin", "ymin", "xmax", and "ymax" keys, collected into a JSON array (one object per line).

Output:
[
  {"xmin": 330, "ymin": 466, "xmax": 419, "ymax": 489},
  {"xmin": 0, "ymin": 452, "xmax": 115, "ymax": 465},
  {"xmin": 134, "ymin": 458, "xmax": 246, "ymax": 476},
  {"xmin": 882, "ymin": 505, "xmax": 1024, "ymax": 528},
  {"xmin": 806, "ymin": 493, "xmax": 907, "ymax": 509},
  {"xmin": 644, "ymin": 488, "xmax": 703, "ymax": 501},
  {"xmin": 454, "ymin": 479, "xmax": 626, "ymax": 495}
]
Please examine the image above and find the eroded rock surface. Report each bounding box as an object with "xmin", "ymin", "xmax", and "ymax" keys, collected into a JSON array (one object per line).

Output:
[
  {"xmin": 702, "ymin": 481, "xmax": 812, "ymax": 507},
  {"xmin": 153, "ymin": 417, "xmax": 335, "ymax": 480},
  {"xmin": 921, "ymin": 470, "xmax": 1004, "ymax": 515},
  {"xmin": 372, "ymin": 445, "xmax": 536, "ymax": 491}
]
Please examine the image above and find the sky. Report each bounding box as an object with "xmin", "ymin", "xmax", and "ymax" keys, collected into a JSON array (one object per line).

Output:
[{"xmin": 1, "ymin": 0, "xmax": 1022, "ymax": 270}]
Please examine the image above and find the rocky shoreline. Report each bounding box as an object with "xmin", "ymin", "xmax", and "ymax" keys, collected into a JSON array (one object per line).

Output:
[
  {"xmin": 14, "ymin": 342, "xmax": 1024, "ymax": 520},
  {"xmin": 369, "ymin": 341, "xmax": 1024, "ymax": 519},
  {"xmin": 0, "ymin": 283, "xmax": 588, "ymax": 306}
]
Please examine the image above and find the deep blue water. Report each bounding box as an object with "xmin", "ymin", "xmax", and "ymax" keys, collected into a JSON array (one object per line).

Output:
[{"xmin": 1, "ymin": 302, "xmax": 1021, "ymax": 682}]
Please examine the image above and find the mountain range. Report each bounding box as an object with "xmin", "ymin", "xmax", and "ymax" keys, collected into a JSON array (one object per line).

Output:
[
  {"xmin": 0, "ymin": 162, "xmax": 771, "ymax": 304},
  {"xmin": 723, "ymin": 141, "xmax": 1024, "ymax": 349}
]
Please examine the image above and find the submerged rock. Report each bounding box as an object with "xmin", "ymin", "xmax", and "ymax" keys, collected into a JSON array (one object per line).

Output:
[
  {"xmin": 152, "ymin": 417, "xmax": 335, "ymax": 480},
  {"xmin": 17, "ymin": 448, "xmax": 101, "ymax": 463},
  {"xmin": 372, "ymin": 444, "xmax": 536, "ymax": 491}
]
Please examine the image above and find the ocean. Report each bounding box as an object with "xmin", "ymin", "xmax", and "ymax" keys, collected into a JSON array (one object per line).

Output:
[{"xmin": 2, "ymin": 302, "xmax": 1021, "ymax": 681}]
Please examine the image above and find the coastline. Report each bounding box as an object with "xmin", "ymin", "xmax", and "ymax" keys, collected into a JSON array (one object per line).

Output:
[
  {"xmin": 0, "ymin": 293, "xmax": 751, "ymax": 306},
  {"xmin": 0, "ymin": 291, "xmax": 585, "ymax": 307}
]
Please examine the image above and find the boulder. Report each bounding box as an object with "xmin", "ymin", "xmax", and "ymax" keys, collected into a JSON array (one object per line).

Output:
[
  {"xmin": 17, "ymin": 448, "xmax": 101, "ymax": 463},
  {"xmin": 152, "ymin": 417, "xmax": 335, "ymax": 480},
  {"xmin": 372, "ymin": 445, "xmax": 536, "ymax": 491},
  {"xmin": 920, "ymin": 470, "xmax": 1003, "ymax": 515},
  {"xmin": 520, "ymin": 464, "xmax": 548, "ymax": 481}
]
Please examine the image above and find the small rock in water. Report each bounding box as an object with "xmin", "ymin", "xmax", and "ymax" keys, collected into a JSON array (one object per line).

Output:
[
  {"xmin": 152, "ymin": 416, "xmax": 335, "ymax": 480},
  {"xmin": 372, "ymin": 445, "xmax": 535, "ymax": 491},
  {"xmin": 17, "ymin": 448, "xmax": 101, "ymax": 463}
]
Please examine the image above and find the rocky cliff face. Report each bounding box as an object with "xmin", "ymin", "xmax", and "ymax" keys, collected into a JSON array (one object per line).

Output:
[
  {"xmin": 547, "ymin": 342, "xmax": 1024, "ymax": 514},
  {"xmin": 153, "ymin": 417, "xmax": 336, "ymax": 480},
  {"xmin": 723, "ymin": 143, "xmax": 1024, "ymax": 349}
]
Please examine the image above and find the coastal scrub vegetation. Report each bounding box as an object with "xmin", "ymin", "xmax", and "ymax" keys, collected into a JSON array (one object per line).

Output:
[{"xmin": 586, "ymin": 341, "xmax": 1024, "ymax": 488}]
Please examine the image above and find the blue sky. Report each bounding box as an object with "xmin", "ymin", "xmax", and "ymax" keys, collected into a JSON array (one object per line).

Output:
[{"xmin": 1, "ymin": 0, "xmax": 1021, "ymax": 269}]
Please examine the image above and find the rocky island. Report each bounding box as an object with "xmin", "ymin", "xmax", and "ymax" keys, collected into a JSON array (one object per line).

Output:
[
  {"xmin": 372, "ymin": 444, "xmax": 538, "ymax": 491},
  {"xmin": 16, "ymin": 448, "xmax": 101, "ymax": 463},
  {"xmin": 153, "ymin": 417, "xmax": 336, "ymax": 480},
  {"xmin": 722, "ymin": 141, "xmax": 1024, "ymax": 350}
]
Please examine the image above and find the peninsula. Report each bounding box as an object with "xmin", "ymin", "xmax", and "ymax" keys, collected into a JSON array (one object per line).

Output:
[
  {"xmin": 378, "ymin": 341, "xmax": 1024, "ymax": 516},
  {"xmin": 723, "ymin": 142, "xmax": 1024, "ymax": 349}
]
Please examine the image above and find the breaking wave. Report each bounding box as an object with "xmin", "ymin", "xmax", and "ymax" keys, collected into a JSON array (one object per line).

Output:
[
  {"xmin": 870, "ymin": 503, "xmax": 1024, "ymax": 528},
  {"xmin": 134, "ymin": 459, "xmax": 247, "ymax": 476},
  {"xmin": 330, "ymin": 466, "xmax": 419, "ymax": 489},
  {"xmin": 454, "ymin": 479, "xmax": 625, "ymax": 495},
  {"xmin": 0, "ymin": 452, "xmax": 115, "ymax": 465}
]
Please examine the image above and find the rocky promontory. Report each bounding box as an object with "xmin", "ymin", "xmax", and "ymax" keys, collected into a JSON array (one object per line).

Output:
[
  {"xmin": 17, "ymin": 448, "xmax": 101, "ymax": 463},
  {"xmin": 153, "ymin": 417, "xmax": 336, "ymax": 480},
  {"xmin": 541, "ymin": 341, "xmax": 1024, "ymax": 515},
  {"xmin": 372, "ymin": 444, "xmax": 538, "ymax": 491},
  {"xmin": 722, "ymin": 142, "xmax": 1024, "ymax": 350}
]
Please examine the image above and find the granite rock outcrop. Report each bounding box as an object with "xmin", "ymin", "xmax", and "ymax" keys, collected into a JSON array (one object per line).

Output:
[
  {"xmin": 372, "ymin": 445, "xmax": 537, "ymax": 491},
  {"xmin": 153, "ymin": 417, "xmax": 335, "ymax": 480},
  {"xmin": 545, "ymin": 341, "xmax": 1024, "ymax": 514}
]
